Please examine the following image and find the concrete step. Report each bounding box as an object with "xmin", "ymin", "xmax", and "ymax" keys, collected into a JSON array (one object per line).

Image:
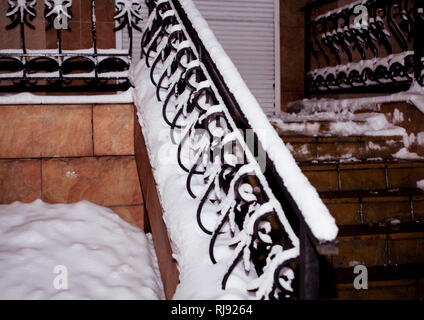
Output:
[
  {"xmin": 325, "ymin": 264, "xmax": 424, "ymax": 300},
  {"xmin": 299, "ymin": 160, "xmax": 424, "ymax": 193},
  {"xmin": 270, "ymin": 118, "xmax": 368, "ymax": 136},
  {"xmin": 319, "ymin": 188, "xmax": 424, "ymax": 225},
  {"xmin": 283, "ymin": 135, "xmax": 404, "ymax": 162},
  {"xmin": 322, "ymin": 223, "xmax": 424, "ymax": 299}
]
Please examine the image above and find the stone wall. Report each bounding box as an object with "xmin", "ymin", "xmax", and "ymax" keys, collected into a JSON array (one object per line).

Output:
[{"xmin": 0, "ymin": 103, "xmax": 145, "ymax": 230}]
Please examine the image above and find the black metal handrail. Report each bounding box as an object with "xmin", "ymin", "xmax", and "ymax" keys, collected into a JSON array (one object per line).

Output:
[
  {"xmin": 0, "ymin": 0, "xmax": 142, "ymax": 91},
  {"xmin": 303, "ymin": 0, "xmax": 424, "ymax": 96},
  {"xmin": 139, "ymin": 0, "xmax": 338, "ymax": 300}
]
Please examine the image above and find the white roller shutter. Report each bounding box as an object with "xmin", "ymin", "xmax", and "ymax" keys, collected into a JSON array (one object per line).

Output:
[{"xmin": 120, "ymin": 0, "xmax": 280, "ymax": 115}]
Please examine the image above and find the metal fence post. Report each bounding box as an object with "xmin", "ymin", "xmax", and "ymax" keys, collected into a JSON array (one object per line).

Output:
[{"xmin": 299, "ymin": 223, "xmax": 319, "ymax": 300}]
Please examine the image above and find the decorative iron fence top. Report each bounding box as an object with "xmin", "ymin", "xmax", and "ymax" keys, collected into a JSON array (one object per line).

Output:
[
  {"xmin": 304, "ymin": 0, "xmax": 424, "ymax": 94},
  {"xmin": 172, "ymin": 0, "xmax": 339, "ymax": 244},
  {"xmin": 0, "ymin": 0, "xmax": 143, "ymax": 91}
]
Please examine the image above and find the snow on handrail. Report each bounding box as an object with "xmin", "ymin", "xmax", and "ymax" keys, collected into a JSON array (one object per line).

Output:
[
  {"xmin": 176, "ymin": 0, "xmax": 338, "ymax": 243},
  {"xmin": 131, "ymin": 0, "xmax": 339, "ymax": 300}
]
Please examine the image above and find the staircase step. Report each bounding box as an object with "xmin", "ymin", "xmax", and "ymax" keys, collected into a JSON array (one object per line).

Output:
[
  {"xmin": 322, "ymin": 223, "xmax": 424, "ymax": 300},
  {"xmin": 270, "ymin": 119, "xmax": 368, "ymax": 136},
  {"xmin": 283, "ymin": 135, "xmax": 404, "ymax": 162},
  {"xmin": 333, "ymin": 263, "xmax": 424, "ymax": 284},
  {"xmin": 327, "ymin": 265, "xmax": 424, "ymax": 300},
  {"xmin": 300, "ymin": 160, "xmax": 424, "ymax": 193},
  {"xmin": 278, "ymin": 103, "xmax": 424, "ymax": 299},
  {"xmin": 338, "ymin": 221, "xmax": 424, "ymax": 237},
  {"xmin": 319, "ymin": 188, "xmax": 424, "ymax": 225},
  {"xmin": 331, "ymin": 227, "xmax": 424, "ymax": 269}
]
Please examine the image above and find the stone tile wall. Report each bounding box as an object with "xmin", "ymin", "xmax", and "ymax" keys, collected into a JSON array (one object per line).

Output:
[{"xmin": 0, "ymin": 103, "xmax": 145, "ymax": 230}]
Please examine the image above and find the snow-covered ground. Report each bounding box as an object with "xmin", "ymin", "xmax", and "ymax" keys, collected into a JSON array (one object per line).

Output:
[
  {"xmin": 270, "ymin": 112, "xmax": 406, "ymax": 137},
  {"xmin": 286, "ymin": 81, "xmax": 424, "ymax": 115},
  {"xmin": 0, "ymin": 200, "xmax": 164, "ymax": 300}
]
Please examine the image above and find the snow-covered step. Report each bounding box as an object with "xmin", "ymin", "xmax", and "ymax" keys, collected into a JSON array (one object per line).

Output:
[
  {"xmin": 271, "ymin": 111, "xmax": 406, "ymax": 137},
  {"xmin": 282, "ymin": 135, "xmax": 404, "ymax": 162},
  {"xmin": 270, "ymin": 118, "xmax": 368, "ymax": 136}
]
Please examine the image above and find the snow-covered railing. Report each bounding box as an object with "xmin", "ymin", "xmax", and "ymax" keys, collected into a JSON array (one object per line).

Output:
[
  {"xmin": 136, "ymin": 0, "xmax": 338, "ymax": 299},
  {"xmin": 0, "ymin": 0, "xmax": 142, "ymax": 91},
  {"xmin": 304, "ymin": 0, "xmax": 424, "ymax": 94}
]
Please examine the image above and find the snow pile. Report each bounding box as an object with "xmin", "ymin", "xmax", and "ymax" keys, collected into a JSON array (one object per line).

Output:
[
  {"xmin": 280, "ymin": 82, "xmax": 424, "ymax": 160},
  {"xmin": 393, "ymin": 148, "xmax": 423, "ymax": 160},
  {"xmin": 417, "ymin": 179, "xmax": 424, "ymax": 191},
  {"xmin": 0, "ymin": 200, "xmax": 164, "ymax": 300},
  {"xmin": 287, "ymin": 81, "xmax": 424, "ymax": 114},
  {"xmin": 270, "ymin": 112, "xmax": 407, "ymax": 137}
]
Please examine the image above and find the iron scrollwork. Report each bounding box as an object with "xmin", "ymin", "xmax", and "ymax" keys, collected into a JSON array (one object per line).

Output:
[
  {"xmin": 141, "ymin": 0, "xmax": 300, "ymax": 300},
  {"xmin": 0, "ymin": 0, "xmax": 143, "ymax": 90},
  {"xmin": 306, "ymin": 0, "xmax": 421, "ymax": 93}
]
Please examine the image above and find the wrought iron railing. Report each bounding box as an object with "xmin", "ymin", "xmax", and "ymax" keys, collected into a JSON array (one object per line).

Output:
[
  {"xmin": 0, "ymin": 0, "xmax": 142, "ymax": 91},
  {"xmin": 0, "ymin": 0, "xmax": 340, "ymax": 299},
  {"xmin": 139, "ymin": 0, "xmax": 338, "ymax": 300},
  {"xmin": 304, "ymin": 0, "xmax": 424, "ymax": 95}
]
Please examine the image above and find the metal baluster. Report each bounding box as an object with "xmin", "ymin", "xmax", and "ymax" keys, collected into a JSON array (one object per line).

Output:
[
  {"xmin": 299, "ymin": 223, "xmax": 319, "ymax": 300},
  {"xmin": 6, "ymin": 0, "xmax": 37, "ymax": 77},
  {"xmin": 91, "ymin": 0, "xmax": 98, "ymax": 80}
]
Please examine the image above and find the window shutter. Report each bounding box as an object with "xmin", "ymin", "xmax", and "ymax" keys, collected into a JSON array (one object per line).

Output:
[
  {"xmin": 193, "ymin": 0, "xmax": 280, "ymax": 115},
  {"xmin": 120, "ymin": 0, "xmax": 280, "ymax": 115}
]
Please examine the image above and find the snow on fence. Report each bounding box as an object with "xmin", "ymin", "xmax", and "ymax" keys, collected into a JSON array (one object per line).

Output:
[
  {"xmin": 305, "ymin": 0, "xmax": 424, "ymax": 94},
  {"xmin": 0, "ymin": 0, "xmax": 142, "ymax": 90},
  {"xmin": 130, "ymin": 0, "xmax": 338, "ymax": 300}
]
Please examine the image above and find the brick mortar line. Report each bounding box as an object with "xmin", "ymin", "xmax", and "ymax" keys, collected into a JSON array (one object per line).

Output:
[{"xmin": 0, "ymin": 155, "xmax": 136, "ymax": 161}]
